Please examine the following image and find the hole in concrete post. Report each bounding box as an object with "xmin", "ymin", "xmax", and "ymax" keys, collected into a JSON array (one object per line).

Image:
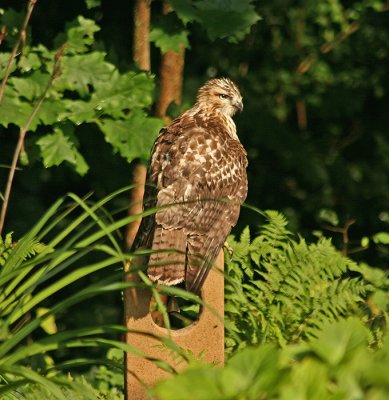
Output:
[
  {"xmin": 149, "ymin": 285, "xmax": 202, "ymax": 330},
  {"xmin": 125, "ymin": 251, "xmax": 224, "ymax": 398}
]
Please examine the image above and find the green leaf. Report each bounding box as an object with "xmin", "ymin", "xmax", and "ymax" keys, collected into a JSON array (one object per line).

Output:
[
  {"xmin": 0, "ymin": 90, "xmax": 35, "ymax": 130},
  {"xmin": 54, "ymin": 16, "xmax": 100, "ymax": 54},
  {"xmin": 36, "ymin": 99, "xmax": 67, "ymax": 125},
  {"xmin": 36, "ymin": 308, "xmax": 58, "ymax": 335},
  {"xmin": 58, "ymin": 71, "xmax": 156, "ymax": 123},
  {"xmin": 150, "ymin": 14, "xmax": 190, "ymax": 53},
  {"xmin": 18, "ymin": 51, "xmax": 42, "ymax": 72},
  {"xmin": 36, "ymin": 128, "xmax": 89, "ymax": 175},
  {"xmin": 280, "ymin": 358, "xmax": 328, "ymax": 400},
  {"xmin": 97, "ymin": 113, "xmax": 165, "ymax": 163},
  {"xmin": 85, "ymin": 0, "xmax": 101, "ymax": 9},
  {"xmin": 0, "ymin": 52, "xmax": 15, "ymax": 80},
  {"xmin": 318, "ymin": 208, "xmax": 339, "ymax": 226},
  {"xmin": 170, "ymin": 0, "xmax": 260, "ymax": 42},
  {"xmin": 19, "ymin": 149, "xmax": 29, "ymax": 166},
  {"xmin": 0, "ymin": 365, "xmax": 66, "ymax": 400},
  {"xmin": 91, "ymin": 71, "xmax": 156, "ymax": 117},
  {"xmin": 154, "ymin": 345, "xmax": 284, "ymax": 399},
  {"xmin": 10, "ymin": 71, "xmax": 51, "ymax": 101},
  {"xmin": 54, "ymin": 52, "xmax": 115, "ymax": 96},
  {"xmin": 153, "ymin": 366, "xmax": 222, "ymax": 400},
  {"xmin": 60, "ymin": 100, "xmax": 96, "ymax": 124},
  {"xmin": 361, "ymin": 236, "xmax": 370, "ymax": 248},
  {"xmin": 170, "ymin": 0, "xmax": 201, "ymax": 25},
  {"xmin": 0, "ymin": 8, "xmax": 26, "ymax": 47},
  {"xmin": 354, "ymin": 263, "xmax": 387, "ymax": 287},
  {"xmin": 224, "ymin": 344, "xmax": 284, "ymax": 397},
  {"xmin": 373, "ymin": 232, "xmax": 389, "ymax": 245},
  {"xmin": 310, "ymin": 318, "xmax": 368, "ymax": 366}
]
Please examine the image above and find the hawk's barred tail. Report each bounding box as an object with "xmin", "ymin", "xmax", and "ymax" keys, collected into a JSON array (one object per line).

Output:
[{"xmin": 148, "ymin": 226, "xmax": 187, "ymax": 286}]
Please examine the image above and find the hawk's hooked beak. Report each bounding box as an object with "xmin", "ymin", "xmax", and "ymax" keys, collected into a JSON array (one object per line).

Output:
[{"xmin": 234, "ymin": 99, "xmax": 243, "ymax": 112}]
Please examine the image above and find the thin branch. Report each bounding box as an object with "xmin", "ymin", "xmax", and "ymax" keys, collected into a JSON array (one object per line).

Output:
[
  {"xmin": 296, "ymin": 98, "xmax": 307, "ymax": 130},
  {"xmin": 0, "ymin": 0, "xmax": 38, "ymax": 105},
  {"xmin": 0, "ymin": 46, "xmax": 65, "ymax": 236},
  {"xmin": 322, "ymin": 219, "xmax": 356, "ymax": 256}
]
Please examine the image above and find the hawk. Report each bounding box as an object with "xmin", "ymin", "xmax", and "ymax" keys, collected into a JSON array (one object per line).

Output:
[{"xmin": 132, "ymin": 77, "xmax": 248, "ymax": 295}]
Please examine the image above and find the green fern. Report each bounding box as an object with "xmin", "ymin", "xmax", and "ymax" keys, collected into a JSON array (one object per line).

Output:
[
  {"xmin": 0, "ymin": 233, "xmax": 14, "ymax": 267},
  {"xmin": 225, "ymin": 210, "xmax": 387, "ymax": 352}
]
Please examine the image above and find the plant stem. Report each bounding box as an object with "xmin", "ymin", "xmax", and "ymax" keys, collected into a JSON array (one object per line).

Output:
[{"xmin": 0, "ymin": 0, "xmax": 38, "ymax": 106}]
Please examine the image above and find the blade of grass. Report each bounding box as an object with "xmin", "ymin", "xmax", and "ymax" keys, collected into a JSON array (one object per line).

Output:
[
  {"xmin": 0, "ymin": 278, "xmax": 134, "ymax": 357},
  {"xmin": 0, "ymin": 365, "xmax": 66, "ymax": 400},
  {"xmin": 7, "ymin": 256, "xmax": 120, "ymax": 324}
]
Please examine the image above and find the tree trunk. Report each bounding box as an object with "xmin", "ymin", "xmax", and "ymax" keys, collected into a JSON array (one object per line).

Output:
[
  {"xmin": 125, "ymin": 0, "xmax": 151, "ymax": 250},
  {"xmin": 155, "ymin": 1, "xmax": 185, "ymax": 119},
  {"xmin": 133, "ymin": 0, "xmax": 150, "ymax": 71}
]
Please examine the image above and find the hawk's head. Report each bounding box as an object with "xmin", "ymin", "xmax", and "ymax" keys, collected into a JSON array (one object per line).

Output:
[{"xmin": 196, "ymin": 77, "xmax": 243, "ymax": 117}]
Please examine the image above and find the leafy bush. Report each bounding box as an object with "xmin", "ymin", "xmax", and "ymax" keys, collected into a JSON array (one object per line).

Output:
[
  {"xmin": 0, "ymin": 190, "xmax": 136, "ymax": 398},
  {"xmin": 225, "ymin": 210, "xmax": 388, "ymax": 352},
  {"xmin": 0, "ymin": 12, "xmax": 164, "ymax": 175},
  {"xmin": 153, "ymin": 318, "xmax": 389, "ymax": 400},
  {"xmin": 149, "ymin": 209, "xmax": 388, "ymax": 399}
]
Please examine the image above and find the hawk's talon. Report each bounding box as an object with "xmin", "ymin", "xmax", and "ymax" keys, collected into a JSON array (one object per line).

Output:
[{"xmin": 224, "ymin": 241, "xmax": 234, "ymax": 258}]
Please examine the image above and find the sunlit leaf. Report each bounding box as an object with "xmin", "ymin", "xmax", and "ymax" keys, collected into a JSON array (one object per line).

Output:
[
  {"xmin": 54, "ymin": 52, "xmax": 115, "ymax": 96},
  {"xmin": 97, "ymin": 113, "xmax": 165, "ymax": 162},
  {"xmin": 92, "ymin": 71, "xmax": 156, "ymax": 116},
  {"xmin": 36, "ymin": 308, "xmax": 58, "ymax": 335},
  {"xmin": 36, "ymin": 128, "xmax": 89, "ymax": 175},
  {"xmin": 0, "ymin": 91, "xmax": 34, "ymax": 130},
  {"xmin": 54, "ymin": 16, "xmax": 100, "ymax": 54},
  {"xmin": 310, "ymin": 318, "xmax": 368, "ymax": 366},
  {"xmin": 318, "ymin": 208, "xmax": 339, "ymax": 226},
  {"xmin": 172, "ymin": 0, "xmax": 260, "ymax": 42},
  {"xmin": 373, "ymin": 232, "xmax": 389, "ymax": 245},
  {"xmin": 150, "ymin": 14, "xmax": 190, "ymax": 53},
  {"xmin": 10, "ymin": 71, "xmax": 50, "ymax": 101}
]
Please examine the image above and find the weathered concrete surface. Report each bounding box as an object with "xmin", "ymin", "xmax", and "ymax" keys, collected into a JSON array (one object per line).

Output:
[{"xmin": 124, "ymin": 251, "xmax": 224, "ymax": 399}]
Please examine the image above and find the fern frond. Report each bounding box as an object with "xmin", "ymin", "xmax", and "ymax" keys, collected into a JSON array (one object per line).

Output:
[
  {"xmin": 0, "ymin": 233, "xmax": 15, "ymax": 268},
  {"xmin": 225, "ymin": 210, "xmax": 387, "ymax": 352}
]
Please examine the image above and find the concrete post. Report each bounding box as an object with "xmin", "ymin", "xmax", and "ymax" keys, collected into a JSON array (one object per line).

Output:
[{"xmin": 124, "ymin": 251, "xmax": 224, "ymax": 399}]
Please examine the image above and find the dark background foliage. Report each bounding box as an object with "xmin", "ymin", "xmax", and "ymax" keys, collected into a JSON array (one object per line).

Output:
[
  {"xmin": 0, "ymin": 1, "xmax": 388, "ymax": 397},
  {"xmin": 2, "ymin": 1, "xmax": 389, "ymax": 253},
  {"xmin": 1, "ymin": 0, "xmax": 389, "ymax": 327}
]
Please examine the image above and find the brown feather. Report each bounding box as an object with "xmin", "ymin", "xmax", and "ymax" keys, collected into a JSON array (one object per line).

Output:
[{"xmin": 132, "ymin": 78, "xmax": 248, "ymax": 294}]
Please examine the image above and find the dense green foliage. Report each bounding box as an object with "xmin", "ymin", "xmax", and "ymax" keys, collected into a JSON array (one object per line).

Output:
[
  {"xmin": 0, "ymin": 191, "xmax": 134, "ymax": 398},
  {"xmin": 0, "ymin": 14, "xmax": 164, "ymax": 174},
  {"xmin": 154, "ymin": 211, "xmax": 389, "ymax": 399},
  {"xmin": 1, "ymin": 0, "xmax": 388, "ymax": 398},
  {"xmin": 225, "ymin": 210, "xmax": 388, "ymax": 351},
  {"xmin": 154, "ymin": 318, "xmax": 389, "ymax": 400},
  {"xmin": 1, "ymin": 204, "xmax": 387, "ymax": 399},
  {"xmin": 1, "ymin": 0, "xmax": 389, "ymax": 242}
]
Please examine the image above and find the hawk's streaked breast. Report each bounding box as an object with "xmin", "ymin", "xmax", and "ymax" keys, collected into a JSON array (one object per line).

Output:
[{"xmin": 132, "ymin": 78, "xmax": 248, "ymax": 294}]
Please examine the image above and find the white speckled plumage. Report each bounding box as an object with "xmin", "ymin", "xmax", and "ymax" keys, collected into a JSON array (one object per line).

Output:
[{"xmin": 132, "ymin": 78, "xmax": 248, "ymax": 294}]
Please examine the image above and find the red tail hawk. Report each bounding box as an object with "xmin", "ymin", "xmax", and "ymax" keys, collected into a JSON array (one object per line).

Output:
[{"xmin": 133, "ymin": 78, "xmax": 248, "ymax": 294}]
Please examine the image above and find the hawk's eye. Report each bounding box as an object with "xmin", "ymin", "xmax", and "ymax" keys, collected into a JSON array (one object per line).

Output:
[{"xmin": 219, "ymin": 93, "xmax": 229, "ymax": 100}]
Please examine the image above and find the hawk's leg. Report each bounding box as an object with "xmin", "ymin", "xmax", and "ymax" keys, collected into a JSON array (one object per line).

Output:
[
  {"xmin": 223, "ymin": 241, "xmax": 234, "ymax": 258},
  {"xmin": 167, "ymin": 296, "xmax": 180, "ymax": 313}
]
